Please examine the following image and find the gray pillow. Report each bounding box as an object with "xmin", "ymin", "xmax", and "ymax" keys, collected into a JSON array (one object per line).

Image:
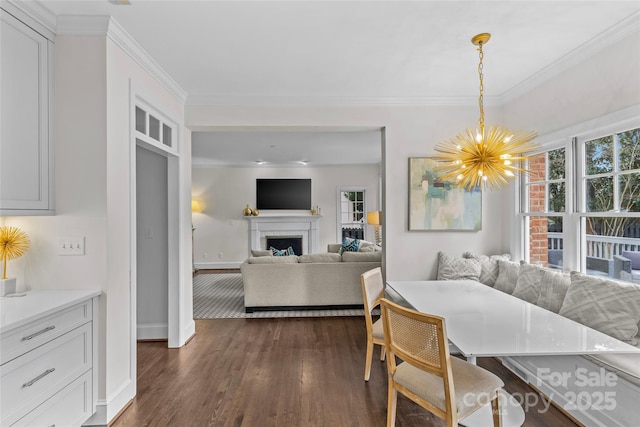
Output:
[
  {"xmin": 436, "ymin": 252, "xmax": 481, "ymax": 281},
  {"xmin": 463, "ymin": 252, "xmax": 511, "ymax": 286},
  {"xmin": 494, "ymin": 260, "xmax": 521, "ymax": 294},
  {"xmin": 559, "ymin": 272, "xmax": 640, "ymax": 344},
  {"xmin": 512, "ymin": 263, "xmax": 544, "ymax": 304},
  {"xmin": 536, "ymin": 269, "xmax": 570, "ymax": 313}
]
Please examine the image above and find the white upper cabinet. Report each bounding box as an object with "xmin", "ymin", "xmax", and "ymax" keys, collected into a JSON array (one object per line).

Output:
[{"xmin": 0, "ymin": 8, "xmax": 54, "ymax": 215}]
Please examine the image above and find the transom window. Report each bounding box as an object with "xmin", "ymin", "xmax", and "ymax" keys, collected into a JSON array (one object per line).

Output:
[{"xmin": 135, "ymin": 102, "xmax": 177, "ymax": 152}]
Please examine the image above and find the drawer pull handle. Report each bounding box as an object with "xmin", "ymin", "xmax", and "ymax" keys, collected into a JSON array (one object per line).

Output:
[
  {"xmin": 22, "ymin": 325, "xmax": 55, "ymax": 341},
  {"xmin": 22, "ymin": 368, "xmax": 55, "ymax": 387}
]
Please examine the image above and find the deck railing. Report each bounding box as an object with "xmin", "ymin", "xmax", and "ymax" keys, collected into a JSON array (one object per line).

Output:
[{"xmin": 547, "ymin": 233, "xmax": 640, "ymax": 259}]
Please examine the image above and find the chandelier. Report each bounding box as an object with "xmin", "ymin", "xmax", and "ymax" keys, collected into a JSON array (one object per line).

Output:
[{"xmin": 433, "ymin": 33, "xmax": 538, "ymax": 191}]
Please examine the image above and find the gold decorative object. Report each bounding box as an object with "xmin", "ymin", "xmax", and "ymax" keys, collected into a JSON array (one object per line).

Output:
[
  {"xmin": 0, "ymin": 226, "xmax": 30, "ymax": 296},
  {"xmin": 252, "ymin": 209, "xmax": 260, "ymax": 216},
  {"xmin": 243, "ymin": 204, "xmax": 252, "ymax": 216},
  {"xmin": 0, "ymin": 226, "xmax": 30, "ymax": 280},
  {"xmin": 433, "ymin": 33, "xmax": 538, "ymax": 191}
]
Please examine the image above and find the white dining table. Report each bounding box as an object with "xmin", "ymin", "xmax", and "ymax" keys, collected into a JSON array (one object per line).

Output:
[{"xmin": 385, "ymin": 279, "xmax": 640, "ymax": 427}]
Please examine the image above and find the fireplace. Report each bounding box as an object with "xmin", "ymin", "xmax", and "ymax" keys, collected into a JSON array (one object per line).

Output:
[
  {"xmin": 246, "ymin": 215, "xmax": 321, "ymax": 255},
  {"xmin": 266, "ymin": 236, "xmax": 303, "ymax": 255}
]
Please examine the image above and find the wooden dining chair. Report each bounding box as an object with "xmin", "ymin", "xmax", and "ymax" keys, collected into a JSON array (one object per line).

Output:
[
  {"xmin": 360, "ymin": 267, "xmax": 386, "ymax": 381},
  {"xmin": 379, "ymin": 298, "xmax": 504, "ymax": 427}
]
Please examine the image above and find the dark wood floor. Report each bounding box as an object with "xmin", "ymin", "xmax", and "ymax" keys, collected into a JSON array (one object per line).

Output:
[{"xmin": 112, "ymin": 317, "xmax": 580, "ymax": 427}]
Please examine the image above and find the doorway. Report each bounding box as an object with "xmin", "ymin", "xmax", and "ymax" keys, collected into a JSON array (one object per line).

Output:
[{"xmin": 136, "ymin": 144, "xmax": 169, "ymax": 339}]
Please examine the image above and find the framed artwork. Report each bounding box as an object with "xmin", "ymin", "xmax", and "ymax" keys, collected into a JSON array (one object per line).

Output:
[{"xmin": 408, "ymin": 157, "xmax": 482, "ymax": 231}]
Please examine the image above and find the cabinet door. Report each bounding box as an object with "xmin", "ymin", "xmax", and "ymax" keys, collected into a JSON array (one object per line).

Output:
[{"xmin": 0, "ymin": 9, "xmax": 52, "ymax": 213}]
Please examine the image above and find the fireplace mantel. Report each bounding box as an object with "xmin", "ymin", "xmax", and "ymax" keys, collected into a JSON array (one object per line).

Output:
[{"xmin": 246, "ymin": 215, "xmax": 321, "ymax": 255}]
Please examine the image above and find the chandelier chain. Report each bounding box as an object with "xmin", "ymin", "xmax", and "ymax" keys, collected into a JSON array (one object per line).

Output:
[{"xmin": 477, "ymin": 42, "xmax": 485, "ymax": 138}]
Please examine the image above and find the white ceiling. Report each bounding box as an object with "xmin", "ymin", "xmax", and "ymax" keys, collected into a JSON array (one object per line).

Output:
[{"xmin": 21, "ymin": 0, "xmax": 640, "ymax": 166}]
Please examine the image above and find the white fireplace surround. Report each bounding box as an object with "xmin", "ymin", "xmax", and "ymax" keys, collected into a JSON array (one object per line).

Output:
[{"xmin": 246, "ymin": 215, "xmax": 321, "ymax": 255}]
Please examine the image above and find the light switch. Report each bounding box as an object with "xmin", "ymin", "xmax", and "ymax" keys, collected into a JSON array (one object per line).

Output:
[{"xmin": 58, "ymin": 237, "xmax": 85, "ymax": 255}]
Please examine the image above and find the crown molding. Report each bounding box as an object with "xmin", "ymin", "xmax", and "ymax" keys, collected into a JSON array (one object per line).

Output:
[
  {"xmin": 2, "ymin": 0, "xmax": 56, "ymax": 39},
  {"xmin": 56, "ymin": 15, "xmax": 187, "ymax": 104},
  {"xmin": 185, "ymin": 94, "xmax": 502, "ymax": 108},
  {"xmin": 500, "ymin": 10, "xmax": 640, "ymax": 104}
]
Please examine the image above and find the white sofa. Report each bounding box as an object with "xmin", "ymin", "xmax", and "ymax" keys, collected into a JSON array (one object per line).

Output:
[
  {"xmin": 441, "ymin": 253, "xmax": 640, "ymax": 427},
  {"xmin": 240, "ymin": 245, "xmax": 381, "ymax": 312}
]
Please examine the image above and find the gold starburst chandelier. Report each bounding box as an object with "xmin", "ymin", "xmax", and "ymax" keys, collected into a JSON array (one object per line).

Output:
[{"xmin": 433, "ymin": 33, "xmax": 538, "ymax": 191}]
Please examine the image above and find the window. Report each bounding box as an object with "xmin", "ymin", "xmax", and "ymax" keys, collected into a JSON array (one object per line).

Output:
[
  {"xmin": 519, "ymin": 122, "xmax": 640, "ymax": 283},
  {"xmin": 337, "ymin": 188, "xmax": 366, "ymax": 242}
]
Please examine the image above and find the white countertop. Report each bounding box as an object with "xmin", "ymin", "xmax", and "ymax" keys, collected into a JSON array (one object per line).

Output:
[
  {"xmin": 386, "ymin": 280, "xmax": 640, "ymax": 358},
  {"xmin": 0, "ymin": 289, "xmax": 101, "ymax": 333}
]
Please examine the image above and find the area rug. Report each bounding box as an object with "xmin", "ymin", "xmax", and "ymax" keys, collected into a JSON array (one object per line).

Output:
[{"xmin": 193, "ymin": 273, "xmax": 368, "ymax": 319}]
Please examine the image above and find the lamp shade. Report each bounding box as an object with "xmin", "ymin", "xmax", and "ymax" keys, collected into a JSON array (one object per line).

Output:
[
  {"xmin": 191, "ymin": 200, "xmax": 203, "ymax": 213},
  {"xmin": 367, "ymin": 211, "xmax": 380, "ymax": 225}
]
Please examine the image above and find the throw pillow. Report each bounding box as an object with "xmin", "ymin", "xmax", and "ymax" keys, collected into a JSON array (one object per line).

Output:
[
  {"xmin": 512, "ymin": 263, "xmax": 544, "ymax": 304},
  {"xmin": 536, "ymin": 268, "xmax": 570, "ymax": 313},
  {"xmin": 270, "ymin": 246, "xmax": 287, "ymax": 256},
  {"xmin": 494, "ymin": 260, "xmax": 521, "ymax": 294},
  {"xmin": 436, "ymin": 252, "xmax": 481, "ymax": 281},
  {"xmin": 559, "ymin": 271, "xmax": 640, "ymax": 344},
  {"xmin": 358, "ymin": 240, "xmax": 381, "ymax": 252},
  {"xmin": 463, "ymin": 252, "xmax": 511, "ymax": 286},
  {"xmin": 339, "ymin": 237, "xmax": 360, "ymax": 254}
]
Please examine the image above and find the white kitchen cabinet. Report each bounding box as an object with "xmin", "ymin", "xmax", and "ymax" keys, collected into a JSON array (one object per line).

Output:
[
  {"xmin": 0, "ymin": 8, "xmax": 54, "ymax": 215},
  {"xmin": 0, "ymin": 290, "xmax": 100, "ymax": 426}
]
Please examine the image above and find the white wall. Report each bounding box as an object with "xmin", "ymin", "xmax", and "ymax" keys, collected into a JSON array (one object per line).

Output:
[
  {"xmin": 503, "ymin": 30, "xmax": 640, "ymax": 135},
  {"xmin": 192, "ymin": 164, "xmax": 381, "ymax": 266}
]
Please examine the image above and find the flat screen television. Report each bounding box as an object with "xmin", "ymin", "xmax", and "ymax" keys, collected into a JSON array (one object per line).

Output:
[{"xmin": 256, "ymin": 179, "xmax": 312, "ymax": 210}]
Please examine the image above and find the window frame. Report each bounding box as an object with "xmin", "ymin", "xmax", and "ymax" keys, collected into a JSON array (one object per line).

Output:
[{"xmin": 515, "ymin": 107, "xmax": 640, "ymax": 274}]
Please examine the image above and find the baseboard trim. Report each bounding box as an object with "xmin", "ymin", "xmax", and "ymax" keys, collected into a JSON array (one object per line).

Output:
[
  {"xmin": 195, "ymin": 261, "xmax": 242, "ymax": 270},
  {"xmin": 245, "ymin": 304, "xmax": 364, "ymax": 313},
  {"xmin": 137, "ymin": 323, "xmax": 168, "ymax": 340}
]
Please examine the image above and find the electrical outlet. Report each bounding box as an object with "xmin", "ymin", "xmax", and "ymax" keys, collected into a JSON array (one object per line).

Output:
[
  {"xmin": 58, "ymin": 237, "xmax": 85, "ymax": 256},
  {"xmin": 218, "ymin": 252, "xmax": 223, "ymax": 259}
]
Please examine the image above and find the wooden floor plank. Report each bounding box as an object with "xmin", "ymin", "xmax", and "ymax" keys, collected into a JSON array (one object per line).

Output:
[{"xmin": 111, "ymin": 317, "xmax": 579, "ymax": 427}]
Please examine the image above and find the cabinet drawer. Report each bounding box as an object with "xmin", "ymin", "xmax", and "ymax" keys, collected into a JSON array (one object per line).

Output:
[
  {"xmin": 1, "ymin": 300, "xmax": 91, "ymax": 364},
  {"xmin": 12, "ymin": 370, "xmax": 92, "ymax": 427},
  {"xmin": 1, "ymin": 323, "xmax": 92, "ymax": 426}
]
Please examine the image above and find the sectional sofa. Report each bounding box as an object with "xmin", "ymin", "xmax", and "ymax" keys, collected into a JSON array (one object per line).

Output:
[
  {"xmin": 435, "ymin": 252, "xmax": 640, "ymax": 427},
  {"xmin": 240, "ymin": 244, "xmax": 381, "ymax": 312}
]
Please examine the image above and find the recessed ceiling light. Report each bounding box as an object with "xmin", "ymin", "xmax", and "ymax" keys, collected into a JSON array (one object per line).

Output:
[
  {"xmin": 254, "ymin": 160, "xmax": 266, "ymax": 165},
  {"xmin": 298, "ymin": 160, "xmax": 308, "ymax": 165}
]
